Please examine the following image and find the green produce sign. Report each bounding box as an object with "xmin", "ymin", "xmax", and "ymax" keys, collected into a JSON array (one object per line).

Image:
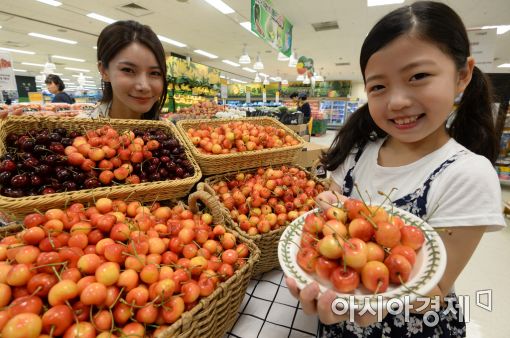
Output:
[{"xmin": 251, "ymin": 0, "xmax": 293, "ymax": 56}]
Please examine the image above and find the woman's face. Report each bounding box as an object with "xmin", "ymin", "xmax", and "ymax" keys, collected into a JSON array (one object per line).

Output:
[
  {"xmin": 46, "ymin": 82, "xmax": 59, "ymax": 94},
  {"xmin": 364, "ymin": 34, "xmax": 473, "ymax": 147},
  {"xmin": 99, "ymin": 42, "xmax": 164, "ymax": 119}
]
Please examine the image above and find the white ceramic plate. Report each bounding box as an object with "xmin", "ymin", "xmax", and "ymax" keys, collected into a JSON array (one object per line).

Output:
[{"xmin": 278, "ymin": 204, "xmax": 447, "ymax": 308}]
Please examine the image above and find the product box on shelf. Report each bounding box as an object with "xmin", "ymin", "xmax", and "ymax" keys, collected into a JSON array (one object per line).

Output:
[
  {"xmin": 295, "ymin": 142, "xmax": 329, "ymax": 169},
  {"xmin": 286, "ymin": 123, "xmax": 308, "ymax": 136}
]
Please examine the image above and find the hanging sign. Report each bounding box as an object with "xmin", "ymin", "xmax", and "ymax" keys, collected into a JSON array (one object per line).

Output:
[
  {"xmin": 296, "ymin": 56, "xmax": 314, "ymax": 78},
  {"xmin": 0, "ymin": 52, "xmax": 17, "ymax": 91},
  {"xmin": 251, "ymin": 0, "xmax": 293, "ymax": 56},
  {"xmin": 467, "ymin": 29, "xmax": 497, "ymax": 73}
]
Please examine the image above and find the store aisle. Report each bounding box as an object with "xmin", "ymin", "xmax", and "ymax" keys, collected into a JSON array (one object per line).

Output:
[{"xmin": 226, "ymin": 130, "xmax": 510, "ymax": 338}]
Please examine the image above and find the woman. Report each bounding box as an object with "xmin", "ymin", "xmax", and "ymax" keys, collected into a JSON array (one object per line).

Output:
[
  {"xmin": 93, "ymin": 20, "xmax": 168, "ymax": 120},
  {"xmin": 45, "ymin": 74, "xmax": 75, "ymax": 104}
]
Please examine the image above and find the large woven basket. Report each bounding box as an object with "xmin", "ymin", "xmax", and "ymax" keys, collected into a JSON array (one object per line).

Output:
[
  {"xmin": 200, "ymin": 164, "xmax": 328, "ymax": 276},
  {"xmin": 0, "ymin": 191, "xmax": 259, "ymax": 338},
  {"xmin": 0, "ymin": 116, "xmax": 202, "ymax": 220},
  {"xmin": 175, "ymin": 117, "xmax": 305, "ymax": 175},
  {"xmin": 158, "ymin": 190, "xmax": 260, "ymax": 338}
]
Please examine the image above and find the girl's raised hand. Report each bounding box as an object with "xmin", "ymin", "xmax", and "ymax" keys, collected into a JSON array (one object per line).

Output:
[{"xmin": 315, "ymin": 189, "xmax": 347, "ymax": 211}]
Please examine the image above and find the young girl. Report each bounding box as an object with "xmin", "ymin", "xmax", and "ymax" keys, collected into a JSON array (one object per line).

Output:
[
  {"xmin": 286, "ymin": 1, "xmax": 505, "ymax": 337},
  {"xmin": 92, "ymin": 20, "xmax": 168, "ymax": 120}
]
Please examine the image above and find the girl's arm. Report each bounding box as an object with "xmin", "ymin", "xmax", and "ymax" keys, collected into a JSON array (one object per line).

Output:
[{"xmin": 411, "ymin": 225, "xmax": 486, "ymax": 313}]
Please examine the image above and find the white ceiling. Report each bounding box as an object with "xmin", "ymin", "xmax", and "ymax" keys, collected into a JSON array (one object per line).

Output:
[{"xmin": 1, "ymin": 0, "xmax": 509, "ymax": 89}]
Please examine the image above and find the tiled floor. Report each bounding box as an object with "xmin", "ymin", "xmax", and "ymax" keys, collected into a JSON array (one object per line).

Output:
[{"xmin": 226, "ymin": 130, "xmax": 510, "ymax": 338}]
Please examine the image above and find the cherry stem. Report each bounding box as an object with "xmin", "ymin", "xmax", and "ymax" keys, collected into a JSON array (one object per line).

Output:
[{"xmin": 359, "ymin": 211, "xmax": 379, "ymax": 230}]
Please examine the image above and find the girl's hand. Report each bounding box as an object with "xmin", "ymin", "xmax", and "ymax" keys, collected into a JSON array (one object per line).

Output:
[
  {"xmin": 316, "ymin": 190, "xmax": 347, "ymax": 211},
  {"xmin": 286, "ymin": 276, "xmax": 386, "ymax": 327}
]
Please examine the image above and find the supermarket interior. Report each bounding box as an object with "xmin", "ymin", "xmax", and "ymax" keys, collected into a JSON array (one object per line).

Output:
[{"xmin": 0, "ymin": 0, "xmax": 510, "ymax": 337}]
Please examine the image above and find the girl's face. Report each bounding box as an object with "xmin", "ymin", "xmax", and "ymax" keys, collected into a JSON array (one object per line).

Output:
[
  {"xmin": 364, "ymin": 35, "xmax": 473, "ymax": 147},
  {"xmin": 99, "ymin": 42, "xmax": 164, "ymax": 119},
  {"xmin": 46, "ymin": 82, "xmax": 59, "ymax": 94}
]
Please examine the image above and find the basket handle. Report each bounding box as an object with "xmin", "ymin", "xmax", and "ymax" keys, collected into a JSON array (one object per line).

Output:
[
  {"xmin": 196, "ymin": 182, "xmax": 217, "ymax": 197},
  {"xmin": 187, "ymin": 190, "xmax": 224, "ymax": 225}
]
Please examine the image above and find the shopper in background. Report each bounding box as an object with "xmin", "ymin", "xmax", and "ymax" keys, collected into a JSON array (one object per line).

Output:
[
  {"xmin": 297, "ymin": 92, "xmax": 311, "ymax": 124},
  {"xmin": 45, "ymin": 74, "xmax": 75, "ymax": 104},
  {"xmin": 93, "ymin": 20, "xmax": 168, "ymax": 120},
  {"xmin": 286, "ymin": 1, "xmax": 505, "ymax": 337}
]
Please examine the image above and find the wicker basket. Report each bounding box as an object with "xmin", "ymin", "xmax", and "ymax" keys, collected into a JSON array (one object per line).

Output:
[
  {"xmin": 0, "ymin": 191, "xmax": 259, "ymax": 338},
  {"xmin": 175, "ymin": 117, "xmax": 305, "ymax": 175},
  {"xmin": 157, "ymin": 190, "xmax": 260, "ymax": 338},
  {"xmin": 200, "ymin": 164, "xmax": 328, "ymax": 276},
  {"xmin": 0, "ymin": 116, "xmax": 202, "ymax": 220}
]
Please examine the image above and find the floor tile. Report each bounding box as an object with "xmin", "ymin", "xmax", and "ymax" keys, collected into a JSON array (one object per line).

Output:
[
  {"xmin": 243, "ymin": 296, "xmax": 272, "ymax": 319},
  {"xmin": 252, "ymin": 280, "xmax": 279, "ymax": 301},
  {"xmin": 259, "ymin": 322, "xmax": 291, "ymax": 338},
  {"xmin": 266, "ymin": 302, "xmax": 295, "ymax": 327},
  {"xmin": 230, "ymin": 315, "xmax": 264, "ymax": 338},
  {"xmin": 275, "ymin": 287, "xmax": 299, "ymax": 307}
]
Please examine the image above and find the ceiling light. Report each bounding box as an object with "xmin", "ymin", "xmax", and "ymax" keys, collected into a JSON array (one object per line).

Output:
[
  {"xmin": 0, "ymin": 47, "xmax": 35, "ymax": 55},
  {"xmin": 157, "ymin": 35, "xmax": 187, "ymax": 48},
  {"xmin": 242, "ymin": 67, "xmax": 256, "ymax": 73},
  {"xmin": 296, "ymin": 74, "xmax": 304, "ymax": 81},
  {"xmin": 36, "ymin": 0, "xmax": 62, "ymax": 6},
  {"xmin": 93, "ymin": 46, "xmax": 97, "ymax": 50},
  {"xmin": 240, "ymin": 21, "xmax": 257, "ymax": 36},
  {"xmin": 281, "ymin": 79, "xmax": 288, "ymax": 85},
  {"xmin": 278, "ymin": 52, "xmax": 290, "ymax": 61},
  {"xmin": 43, "ymin": 62, "xmax": 56, "ymax": 75},
  {"xmin": 253, "ymin": 53, "xmax": 264, "ymax": 70},
  {"xmin": 254, "ymin": 73, "xmax": 262, "ymax": 83},
  {"xmin": 52, "ymin": 55, "xmax": 86, "ymax": 62},
  {"xmin": 481, "ymin": 25, "xmax": 510, "ymax": 35},
  {"xmin": 220, "ymin": 75, "xmax": 226, "ymax": 79},
  {"xmin": 202, "ymin": 0, "xmax": 235, "ymax": 14},
  {"xmin": 231, "ymin": 79, "xmax": 247, "ymax": 84},
  {"xmin": 239, "ymin": 44, "xmax": 251, "ymax": 64},
  {"xmin": 270, "ymin": 76, "xmax": 282, "ymax": 82},
  {"xmin": 72, "ymin": 74, "xmax": 93, "ymax": 78},
  {"xmin": 29, "ymin": 32, "xmax": 77, "ymax": 44},
  {"xmin": 367, "ymin": 0, "xmax": 404, "ymax": 6},
  {"xmin": 498, "ymin": 63, "xmax": 510, "ymax": 68},
  {"xmin": 65, "ymin": 67, "xmax": 90, "ymax": 72},
  {"xmin": 86, "ymin": 13, "xmax": 116, "ymax": 24},
  {"xmin": 303, "ymin": 75, "xmax": 310, "ymax": 85},
  {"xmin": 12, "ymin": 69, "xmax": 27, "ymax": 72},
  {"xmin": 193, "ymin": 49, "xmax": 218, "ymax": 59},
  {"xmin": 259, "ymin": 73, "xmax": 268, "ymax": 77},
  {"xmin": 263, "ymin": 77, "xmax": 269, "ymax": 85},
  {"xmin": 222, "ymin": 59, "xmax": 240, "ymax": 67},
  {"xmin": 22, "ymin": 62, "xmax": 45, "ymax": 67}
]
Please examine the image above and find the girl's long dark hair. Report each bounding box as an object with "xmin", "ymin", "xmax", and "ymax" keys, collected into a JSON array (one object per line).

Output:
[
  {"xmin": 97, "ymin": 20, "xmax": 168, "ymax": 120},
  {"xmin": 322, "ymin": 1, "xmax": 498, "ymax": 171}
]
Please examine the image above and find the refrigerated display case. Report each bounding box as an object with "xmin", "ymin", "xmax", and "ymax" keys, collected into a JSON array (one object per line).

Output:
[{"xmin": 320, "ymin": 99, "xmax": 359, "ymax": 129}]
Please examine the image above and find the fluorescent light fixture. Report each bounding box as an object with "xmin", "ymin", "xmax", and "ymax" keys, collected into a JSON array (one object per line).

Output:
[
  {"xmin": 157, "ymin": 35, "xmax": 186, "ymax": 48},
  {"xmin": 263, "ymin": 77, "xmax": 269, "ymax": 85},
  {"xmin": 60, "ymin": 78, "xmax": 70, "ymax": 81},
  {"xmin": 288, "ymin": 50, "xmax": 298, "ymax": 67},
  {"xmin": 203, "ymin": 0, "xmax": 235, "ymax": 14},
  {"xmin": 93, "ymin": 46, "xmax": 97, "ymax": 50},
  {"xmin": 296, "ymin": 74, "xmax": 304, "ymax": 81},
  {"xmin": 270, "ymin": 76, "xmax": 282, "ymax": 82},
  {"xmin": 231, "ymin": 79, "xmax": 247, "ymax": 84},
  {"xmin": 28, "ymin": 32, "xmax": 77, "ymax": 44},
  {"xmin": 242, "ymin": 67, "xmax": 256, "ymax": 73},
  {"xmin": 281, "ymin": 79, "xmax": 288, "ymax": 85},
  {"xmin": 481, "ymin": 25, "xmax": 510, "ymax": 35},
  {"xmin": 222, "ymin": 59, "xmax": 240, "ymax": 67},
  {"xmin": 65, "ymin": 67, "xmax": 90, "ymax": 72},
  {"xmin": 253, "ymin": 53, "xmax": 264, "ymax": 70},
  {"xmin": 22, "ymin": 62, "xmax": 45, "ymax": 67},
  {"xmin": 0, "ymin": 47, "xmax": 35, "ymax": 55},
  {"xmin": 12, "ymin": 69, "xmax": 27, "ymax": 72},
  {"xmin": 367, "ymin": 0, "xmax": 404, "ymax": 6},
  {"xmin": 259, "ymin": 72, "xmax": 268, "ymax": 77},
  {"xmin": 193, "ymin": 49, "xmax": 218, "ymax": 59},
  {"xmin": 36, "ymin": 0, "xmax": 62, "ymax": 6},
  {"xmin": 238, "ymin": 44, "xmax": 251, "ymax": 64},
  {"xmin": 240, "ymin": 21, "xmax": 257, "ymax": 36},
  {"xmin": 52, "ymin": 55, "xmax": 86, "ymax": 62},
  {"xmin": 254, "ymin": 73, "xmax": 262, "ymax": 83},
  {"xmin": 86, "ymin": 13, "xmax": 116, "ymax": 24},
  {"xmin": 303, "ymin": 75, "xmax": 310, "ymax": 85},
  {"xmin": 497, "ymin": 63, "xmax": 510, "ymax": 68},
  {"xmin": 72, "ymin": 74, "xmax": 93, "ymax": 78},
  {"xmin": 220, "ymin": 75, "xmax": 226, "ymax": 79}
]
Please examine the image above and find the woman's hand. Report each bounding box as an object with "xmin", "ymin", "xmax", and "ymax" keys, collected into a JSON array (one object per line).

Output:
[
  {"xmin": 285, "ymin": 276, "xmax": 385, "ymax": 327},
  {"xmin": 315, "ymin": 189, "xmax": 347, "ymax": 212}
]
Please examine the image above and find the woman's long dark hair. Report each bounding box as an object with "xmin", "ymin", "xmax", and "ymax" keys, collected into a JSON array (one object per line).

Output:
[
  {"xmin": 97, "ymin": 20, "xmax": 168, "ymax": 120},
  {"xmin": 322, "ymin": 1, "xmax": 498, "ymax": 170}
]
